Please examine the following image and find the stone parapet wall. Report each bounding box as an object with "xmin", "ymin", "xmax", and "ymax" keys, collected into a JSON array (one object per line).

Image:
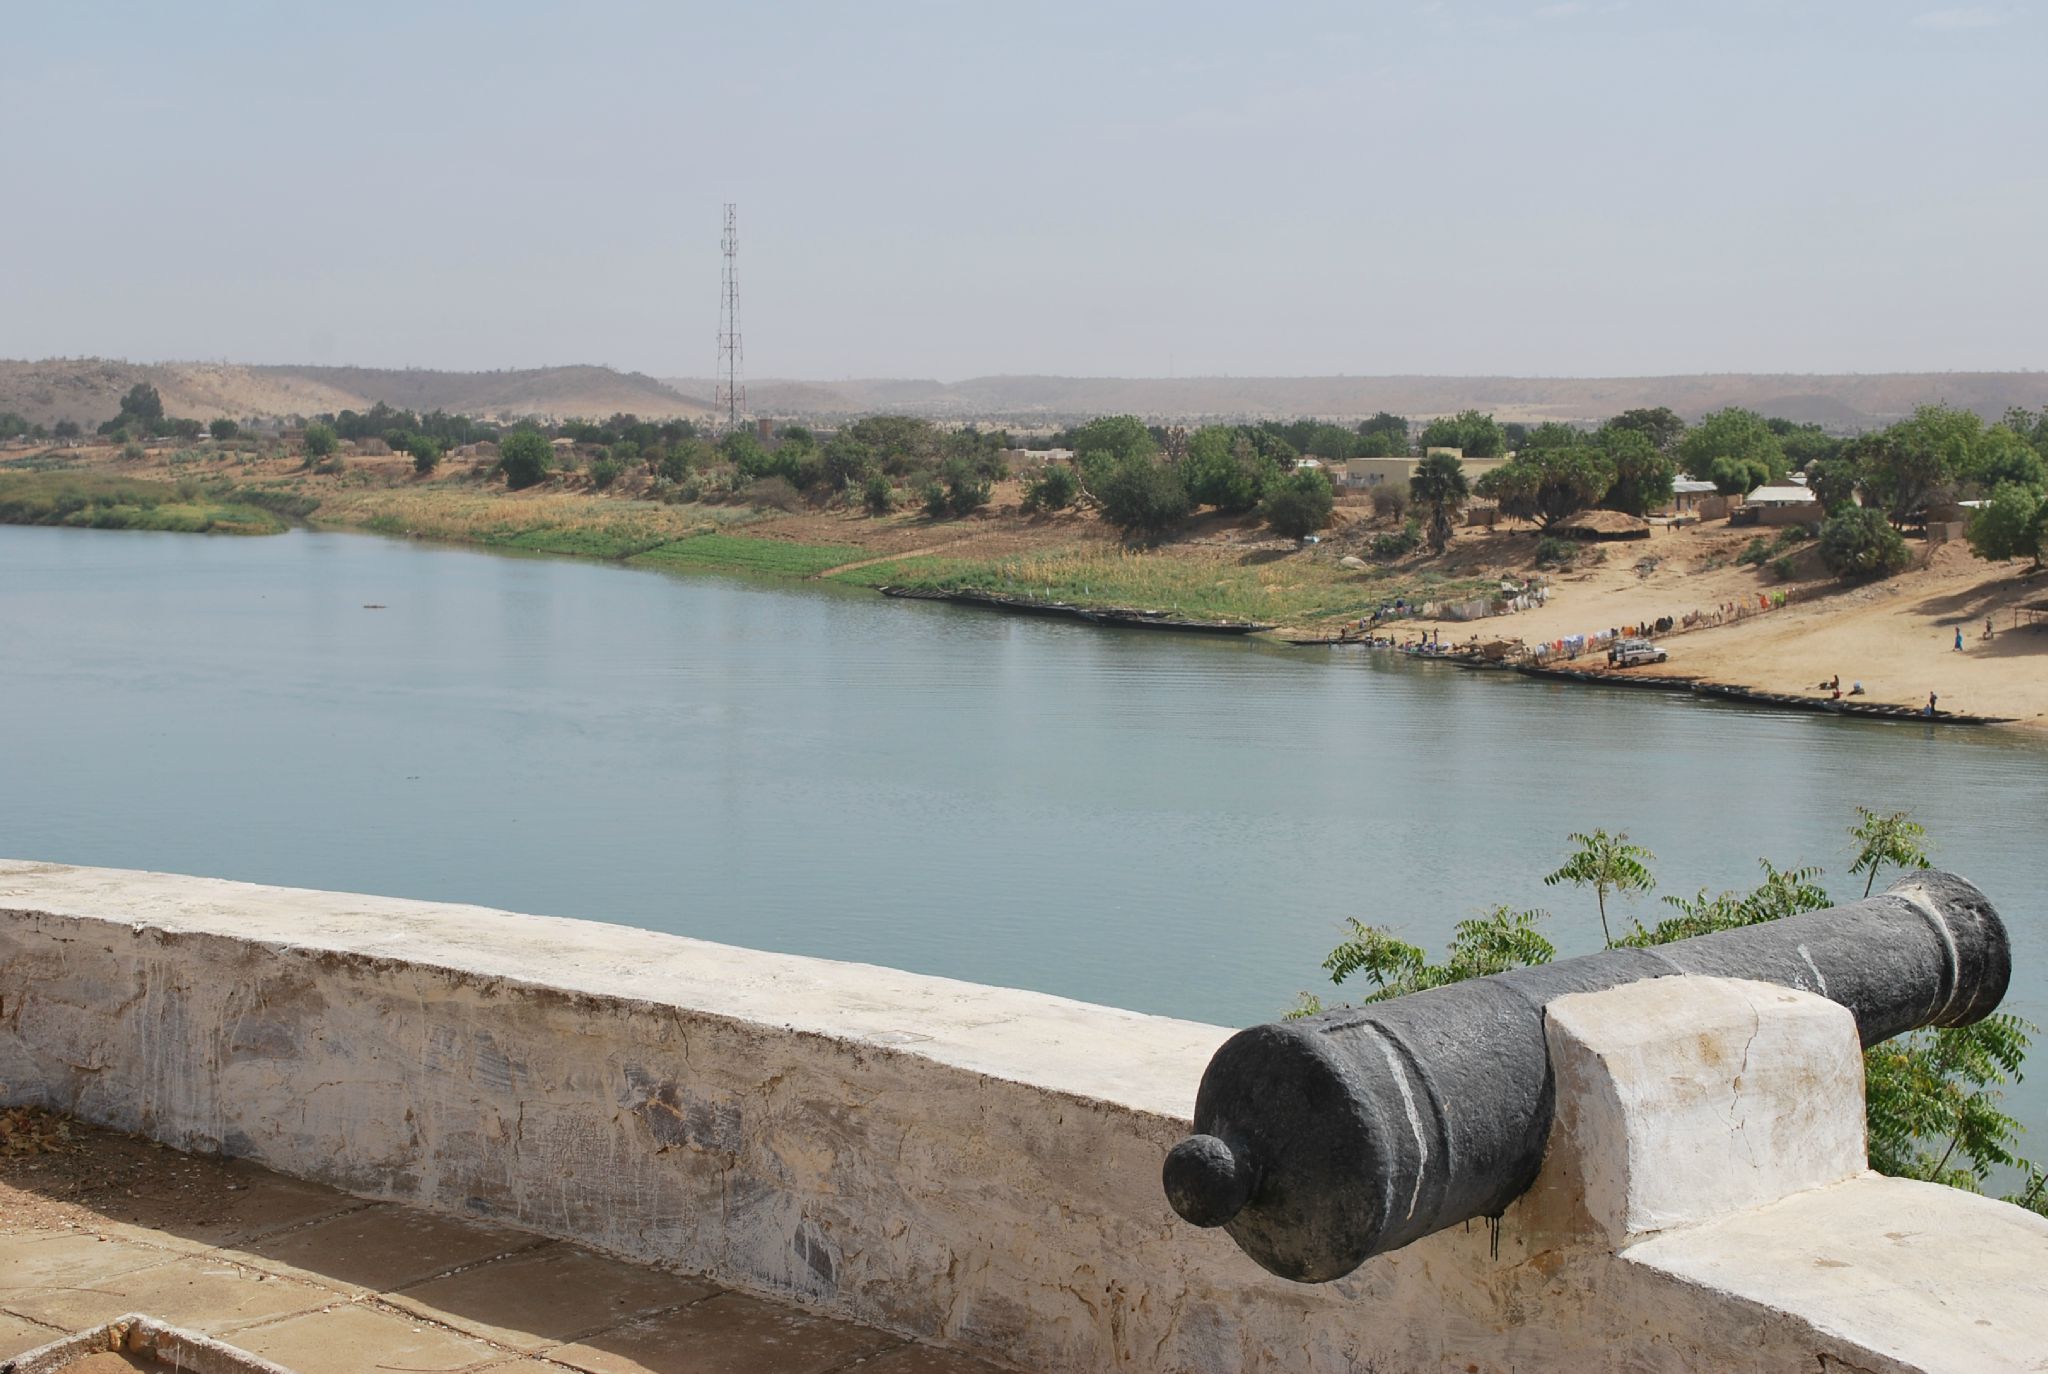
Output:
[{"xmin": 3, "ymin": 862, "xmax": 2044, "ymax": 1372}]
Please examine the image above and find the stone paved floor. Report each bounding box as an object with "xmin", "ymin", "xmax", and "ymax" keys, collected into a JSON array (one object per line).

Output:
[{"xmin": 0, "ymin": 1111, "xmax": 1013, "ymax": 1374}]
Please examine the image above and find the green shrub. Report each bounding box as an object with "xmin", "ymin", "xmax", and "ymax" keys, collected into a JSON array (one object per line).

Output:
[
  {"xmin": 120, "ymin": 440, "xmax": 145, "ymax": 462},
  {"xmin": 589, "ymin": 457, "xmax": 625, "ymax": 490},
  {"xmin": 1818, "ymin": 507, "xmax": 1911, "ymax": 579},
  {"xmin": 1372, "ymin": 520, "xmax": 1423, "ymax": 560},
  {"xmin": 498, "ymin": 429, "xmax": 553, "ymax": 491},
  {"xmin": 940, "ymin": 455, "xmax": 991, "ymax": 516},
  {"xmin": 1736, "ymin": 536, "xmax": 1772, "ymax": 566},
  {"xmin": 1772, "ymin": 555, "xmax": 1799, "ymax": 581},
  {"xmin": 862, "ymin": 473, "xmax": 894, "ymax": 516},
  {"xmin": 921, "ymin": 480, "xmax": 950, "ymax": 519},
  {"xmin": 209, "ymin": 418, "xmax": 239, "ymax": 441},
  {"xmin": 303, "ymin": 423, "xmax": 338, "ymax": 460},
  {"xmin": 1097, "ymin": 456, "xmax": 1192, "ymax": 543},
  {"xmin": 1262, "ymin": 467, "xmax": 1336, "ymax": 539},
  {"xmin": 1021, "ymin": 463, "xmax": 1079, "ymax": 514},
  {"xmin": 1534, "ymin": 535, "xmax": 1579, "ymax": 568}
]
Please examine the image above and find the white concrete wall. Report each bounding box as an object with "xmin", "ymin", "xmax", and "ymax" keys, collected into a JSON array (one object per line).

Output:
[{"xmin": 4, "ymin": 862, "xmax": 2044, "ymax": 1373}]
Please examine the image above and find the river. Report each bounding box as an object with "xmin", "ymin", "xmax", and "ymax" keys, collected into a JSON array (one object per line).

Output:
[{"xmin": 4, "ymin": 524, "xmax": 2044, "ymax": 1140}]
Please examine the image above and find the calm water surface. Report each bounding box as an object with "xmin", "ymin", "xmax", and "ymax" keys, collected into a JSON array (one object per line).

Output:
[{"xmin": 4, "ymin": 526, "xmax": 2044, "ymax": 1136}]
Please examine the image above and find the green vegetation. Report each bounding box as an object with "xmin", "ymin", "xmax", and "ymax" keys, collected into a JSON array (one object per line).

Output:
[
  {"xmin": 1409, "ymin": 452, "xmax": 1468, "ymax": 553},
  {"xmin": 862, "ymin": 473, "xmax": 895, "ymax": 516},
  {"xmin": 1819, "ymin": 506, "xmax": 1911, "ymax": 579},
  {"xmin": 1476, "ymin": 432, "xmax": 1615, "ymax": 529},
  {"xmin": 1418, "ymin": 408, "xmax": 1508, "ymax": 458},
  {"xmin": 498, "ymin": 428, "xmax": 552, "ymax": 490},
  {"xmin": 1259, "ymin": 467, "xmax": 1335, "ymax": 539},
  {"xmin": 834, "ymin": 545, "xmax": 1492, "ymax": 625},
  {"xmin": 630, "ymin": 532, "xmax": 867, "ymax": 578},
  {"xmin": 1968, "ymin": 483, "xmax": 2047, "ymax": 566},
  {"xmin": 1097, "ymin": 454, "xmax": 1193, "ymax": 543},
  {"xmin": 1020, "ymin": 462, "xmax": 1079, "ymax": 514},
  {"xmin": 1678, "ymin": 408, "xmax": 1786, "ymax": 492},
  {"xmin": 0, "ymin": 472, "xmax": 285, "ymax": 535},
  {"xmin": 1370, "ymin": 520, "xmax": 1422, "ymax": 561},
  {"xmin": 303, "ymin": 423, "xmax": 339, "ymax": 460},
  {"xmin": 1543, "ymin": 828, "xmax": 1656, "ymax": 947},
  {"xmin": 1299, "ymin": 813, "xmax": 2045, "ymax": 1215}
]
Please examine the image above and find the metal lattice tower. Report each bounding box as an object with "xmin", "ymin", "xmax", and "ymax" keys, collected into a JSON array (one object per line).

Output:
[{"xmin": 714, "ymin": 203, "xmax": 745, "ymax": 432}]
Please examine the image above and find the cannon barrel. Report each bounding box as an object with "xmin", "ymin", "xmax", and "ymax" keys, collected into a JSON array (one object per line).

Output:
[{"xmin": 1163, "ymin": 871, "xmax": 2009, "ymax": 1282}]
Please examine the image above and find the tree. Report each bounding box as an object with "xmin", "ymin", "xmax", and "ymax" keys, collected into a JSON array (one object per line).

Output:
[
  {"xmin": 1097, "ymin": 455, "xmax": 1191, "ymax": 543},
  {"xmin": 1544, "ymin": 829, "xmax": 1655, "ymax": 947},
  {"xmin": 119, "ymin": 383, "xmax": 164, "ymax": 423},
  {"xmin": 52, "ymin": 419, "xmax": 81, "ymax": 441},
  {"xmin": 209, "ymin": 418, "xmax": 239, "ymax": 441},
  {"xmin": 401, "ymin": 433, "xmax": 445, "ymax": 476},
  {"xmin": 1770, "ymin": 418, "xmax": 1843, "ymax": 470},
  {"xmin": 1261, "ymin": 467, "xmax": 1335, "ymax": 539},
  {"xmin": 1595, "ymin": 428, "xmax": 1676, "ymax": 516},
  {"xmin": 821, "ymin": 435, "xmax": 872, "ymax": 492},
  {"xmin": 1973, "ymin": 425, "xmax": 2048, "ymax": 493},
  {"xmin": 1818, "ymin": 507, "xmax": 1911, "ymax": 579},
  {"xmin": 1417, "ymin": 409, "xmax": 1507, "ymax": 458},
  {"xmin": 303, "ymin": 423, "xmax": 339, "ymax": 459},
  {"xmin": 1605, "ymin": 406, "xmax": 1686, "ymax": 453},
  {"xmin": 940, "ymin": 455, "xmax": 991, "ymax": 517},
  {"xmin": 1965, "ymin": 483, "xmax": 2047, "ymax": 566},
  {"xmin": 1021, "ymin": 463, "xmax": 1079, "ymax": 514},
  {"xmin": 841, "ymin": 415, "xmax": 940, "ymax": 475},
  {"xmin": 861, "ymin": 473, "xmax": 894, "ymax": 516},
  {"xmin": 0, "ymin": 411, "xmax": 29, "ymax": 437},
  {"xmin": 1677, "ymin": 408, "xmax": 1785, "ymax": 484},
  {"xmin": 1182, "ymin": 427, "xmax": 1273, "ymax": 513},
  {"xmin": 1862, "ymin": 404, "xmax": 1981, "ymax": 521},
  {"xmin": 1707, "ymin": 454, "xmax": 1769, "ymax": 495},
  {"xmin": 1409, "ymin": 452, "xmax": 1468, "ymax": 553},
  {"xmin": 1805, "ymin": 454, "xmax": 1862, "ymax": 511},
  {"xmin": 1475, "ymin": 444, "xmax": 1614, "ymax": 529},
  {"xmin": 1356, "ymin": 412, "xmax": 1410, "ymax": 457},
  {"xmin": 1849, "ymin": 807, "xmax": 1930, "ymax": 899},
  {"xmin": 498, "ymin": 429, "xmax": 553, "ymax": 490}
]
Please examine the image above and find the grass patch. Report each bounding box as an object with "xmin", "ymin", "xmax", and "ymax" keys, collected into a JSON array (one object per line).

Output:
[
  {"xmin": 831, "ymin": 546, "xmax": 1497, "ymax": 625},
  {"xmin": 308, "ymin": 487, "xmax": 751, "ymax": 559},
  {"xmin": 631, "ymin": 532, "xmax": 870, "ymax": 578},
  {"xmin": 0, "ymin": 472, "xmax": 285, "ymax": 535}
]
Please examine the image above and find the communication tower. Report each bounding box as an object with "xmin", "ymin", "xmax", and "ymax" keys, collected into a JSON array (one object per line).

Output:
[{"xmin": 714, "ymin": 203, "xmax": 745, "ymax": 431}]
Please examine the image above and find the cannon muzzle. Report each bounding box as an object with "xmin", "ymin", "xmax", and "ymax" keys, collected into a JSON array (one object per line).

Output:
[{"xmin": 1164, "ymin": 871, "xmax": 2009, "ymax": 1282}]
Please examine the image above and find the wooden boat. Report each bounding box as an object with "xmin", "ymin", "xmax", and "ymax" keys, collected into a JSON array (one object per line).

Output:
[{"xmin": 877, "ymin": 586, "xmax": 1272, "ymax": 635}]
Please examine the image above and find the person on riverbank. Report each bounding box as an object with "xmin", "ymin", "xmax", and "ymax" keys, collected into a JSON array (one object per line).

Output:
[
  {"xmin": 1926, "ymin": 691, "xmax": 1940, "ymax": 717},
  {"xmin": 1955, "ymin": 627, "xmax": 1965, "ymax": 652}
]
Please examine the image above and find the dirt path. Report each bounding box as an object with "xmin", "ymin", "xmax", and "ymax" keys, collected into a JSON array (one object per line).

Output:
[{"xmin": 812, "ymin": 539, "xmax": 978, "ymax": 578}]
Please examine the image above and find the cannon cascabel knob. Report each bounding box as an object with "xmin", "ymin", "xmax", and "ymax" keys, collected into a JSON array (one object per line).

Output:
[{"xmin": 1163, "ymin": 1134, "xmax": 1253, "ymax": 1227}]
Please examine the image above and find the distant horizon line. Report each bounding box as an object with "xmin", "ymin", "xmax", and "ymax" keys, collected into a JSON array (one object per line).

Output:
[{"xmin": 8, "ymin": 356, "xmax": 2048, "ymax": 385}]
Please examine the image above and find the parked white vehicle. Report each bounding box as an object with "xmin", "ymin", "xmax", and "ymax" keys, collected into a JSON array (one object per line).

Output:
[{"xmin": 1608, "ymin": 638, "xmax": 1668, "ymax": 667}]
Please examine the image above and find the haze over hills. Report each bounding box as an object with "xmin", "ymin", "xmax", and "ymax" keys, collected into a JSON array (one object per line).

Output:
[
  {"xmin": 6, "ymin": 359, "xmax": 2046, "ymax": 433},
  {"xmin": 0, "ymin": 360, "xmax": 711, "ymax": 429},
  {"xmin": 674, "ymin": 373, "xmax": 2048, "ymax": 430}
]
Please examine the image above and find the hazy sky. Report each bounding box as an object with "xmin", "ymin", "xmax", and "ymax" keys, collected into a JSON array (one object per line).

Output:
[{"xmin": 4, "ymin": 2, "xmax": 2043, "ymax": 379}]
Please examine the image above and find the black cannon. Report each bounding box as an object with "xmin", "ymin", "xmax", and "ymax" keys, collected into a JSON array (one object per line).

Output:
[{"xmin": 1162, "ymin": 871, "xmax": 2009, "ymax": 1282}]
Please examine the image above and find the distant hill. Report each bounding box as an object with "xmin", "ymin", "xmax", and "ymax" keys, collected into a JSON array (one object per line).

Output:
[
  {"xmin": 669, "ymin": 373, "xmax": 2048, "ymax": 431},
  {"xmin": 9, "ymin": 359, "xmax": 2044, "ymax": 433},
  {"xmin": 0, "ymin": 360, "xmax": 711, "ymax": 428}
]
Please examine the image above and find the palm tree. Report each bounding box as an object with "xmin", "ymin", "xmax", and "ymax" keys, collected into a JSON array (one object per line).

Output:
[
  {"xmin": 1544, "ymin": 829, "xmax": 1656, "ymax": 947},
  {"xmin": 1409, "ymin": 452, "xmax": 1469, "ymax": 553}
]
